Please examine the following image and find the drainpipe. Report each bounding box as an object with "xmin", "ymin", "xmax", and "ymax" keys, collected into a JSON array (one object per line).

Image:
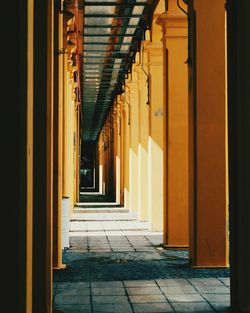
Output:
[{"xmin": 141, "ymin": 40, "xmax": 150, "ymax": 105}]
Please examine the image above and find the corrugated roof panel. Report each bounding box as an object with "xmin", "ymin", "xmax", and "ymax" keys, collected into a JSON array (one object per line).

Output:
[{"xmin": 81, "ymin": 0, "xmax": 153, "ymax": 141}]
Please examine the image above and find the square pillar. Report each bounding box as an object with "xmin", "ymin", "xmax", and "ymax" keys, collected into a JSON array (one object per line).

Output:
[
  {"xmin": 157, "ymin": 2, "xmax": 189, "ymax": 247},
  {"xmin": 227, "ymin": 1, "xmax": 250, "ymax": 311},
  {"xmin": 188, "ymin": 0, "xmax": 229, "ymax": 267},
  {"xmin": 145, "ymin": 40, "xmax": 164, "ymax": 231}
]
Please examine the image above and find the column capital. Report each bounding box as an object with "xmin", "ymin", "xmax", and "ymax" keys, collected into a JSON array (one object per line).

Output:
[
  {"xmin": 134, "ymin": 64, "xmax": 148, "ymax": 82},
  {"xmin": 144, "ymin": 42, "xmax": 163, "ymax": 56},
  {"xmin": 156, "ymin": 12, "xmax": 187, "ymax": 39}
]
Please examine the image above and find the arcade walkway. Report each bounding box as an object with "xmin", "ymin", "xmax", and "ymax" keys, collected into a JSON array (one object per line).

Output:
[{"xmin": 53, "ymin": 196, "xmax": 230, "ymax": 313}]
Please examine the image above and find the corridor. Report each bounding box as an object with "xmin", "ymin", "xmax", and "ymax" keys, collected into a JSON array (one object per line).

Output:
[{"xmin": 53, "ymin": 195, "xmax": 230, "ymax": 313}]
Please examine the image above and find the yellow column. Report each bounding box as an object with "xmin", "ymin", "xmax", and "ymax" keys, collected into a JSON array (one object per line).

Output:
[
  {"xmin": 98, "ymin": 135, "xmax": 104, "ymax": 194},
  {"xmin": 53, "ymin": 0, "xmax": 65, "ymax": 270},
  {"xmin": 67, "ymin": 60, "xmax": 77, "ymax": 212},
  {"xmin": 145, "ymin": 25, "xmax": 164, "ymax": 231},
  {"xmin": 126, "ymin": 74, "xmax": 139, "ymax": 212},
  {"xmin": 111, "ymin": 110, "xmax": 117, "ymax": 200},
  {"xmin": 116, "ymin": 97, "xmax": 124, "ymax": 204},
  {"xmin": 136, "ymin": 64, "xmax": 149, "ymax": 221},
  {"xmin": 75, "ymin": 103, "xmax": 80, "ymax": 202},
  {"xmin": 157, "ymin": 1, "xmax": 189, "ymax": 247},
  {"xmin": 62, "ymin": 53, "xmax": 70, "ymax": 197},
  {"xmin": 33, "ymin": 0, "xmax": 54, "ymax": 311},
  {"xmin": 114, "ymin": 102, "xmax": 121, "ymax": 204},
  {"xmin": 73, "ymin": 101, "xmax": 78, "ymax": 204},
  {"xmin": 26, "ymin": 1, "xmax": 34, "ymax": 310},
  {"xmin": 122, "ymin": 95, "xmax": 131, "ymax": 209},
  {"xmin": 189, "ymin": 0, "xmax": 228, "ymax": 267}
]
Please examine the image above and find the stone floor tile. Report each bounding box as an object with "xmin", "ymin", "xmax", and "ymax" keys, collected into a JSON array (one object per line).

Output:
[
  {"xmin": 203, "ymin": 294, "xmax": 230, "ymax": 302},
  {"xmin": 195, "ymin": 285, "xmax": 230, "ymax": 294},
  {"xmin": 92, "ymin": 295, "xmax": 128, "ymax": 304},
  {"xmin": 209, "ymin": 301, "xmax": 231, "ymax": 312},
  {"xmin": 112, "ymin": 248, "xmax": 135, "ymax": 252},
  {"xmin": 53, "ymin": 304, "xmax": 91, "ymax": 313},
  {"xmin": 56, "ymin": 282, "xmax": 90, "ymax": 288},
  {"xmin": 171, "ymin": 302, "xmax": 215, "ymax": 312},
  {"xmin": 122, "ymin": 231, "xmax": 146, "ymax": 235},
  {"xmin": 109, "ymin": 242, "xmax": 130, "ymax": 245},
  {"xmin": 68, "ymin": 249, "xmax": 88, "ymax": 252},
  {"xmin": 55, "ymin": 287, "xmax": 90, "ymax": 296},
  {"xmin": 126, "ymin": 287, "xmax": 162, "ymax": 295},
  {"xmin": 91, "ymin": 281, "xmax": 123, "ymax": 288},
  {"xmin": 89, "ymin": 249, "xmax": 112, "ymax": 252},
  {"xmin": 91, "ymin": 287, "xmax": 125, "ymax": 296},
  {"xmin": 135, "ymin": 248, "xmax": 157, "ymax": 251},
  {"xmin": 129, "ymin": 294, "xmax": 167, "ymax": 303},
  {"xmin": 160, "ymin": 285, "xmax": 198, "ymax": 295},
  {"xmin": 188, "ymin": 278, "xmax": 224, "ymax": 286},
  {"xmin": 105, "ymin": 231, "xmax": 123, "ymax": 236},
  {"xmin": 87, "ymin": 231, "xmax": 106, "ymax": 236},
  {"xmin": 88, "ymin": 244, "xmax": 110, "ymax": 247},
  {"xmin": 156, "ymin": 279, "xmax": 190, "ymax": 287},
  {"xmin": 124, "ymin": 280, "xmax": 157, "ymax": 287},
  {"xmin": 132, "ymin": 302, "xmax": 174, "ymax": 312},
  {"xmin": 166, "ymin": 294, "xmax": 206, "ymax": 303},
  {"xmin": 54, "ymin": 295, "xmax": 90, "ymax": 305},
  {"xmin": 92, "ymin": 303, "xmax": 133, "ymax": 313},
  {"xmin": 218, "ymin": 277, "xmax": 230, "ymax": 287}
]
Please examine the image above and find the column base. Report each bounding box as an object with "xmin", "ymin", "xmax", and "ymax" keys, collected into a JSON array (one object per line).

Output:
[
  {"xmin": 190, "ymin": 264, "xmax": 229, "ymax": 269},
  {"xmin": 53, "ymin": 263, "xmax": 67, "ymax": 270},
  {"xmin": 161, "ymin": 244, "xmax": 189, "ymax": 250}
]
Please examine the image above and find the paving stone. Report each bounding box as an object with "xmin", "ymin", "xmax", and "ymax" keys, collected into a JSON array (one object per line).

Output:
[
  {"xmin": 160, "ymin": 285, "xmax": 198, "ymax": 295},
  {"xmin": 68, "ymin": 249, "xmax": 88, "ymax": 252},
  {"xmin": 202, "ymin": 294, "xmax": 230, "ymax": 302},
  {"xmin": 54, "ymin": 295, "xmax": 90, "ymax": 305},
  {"xmin": 132, "ymin": 302, "xmax": 174, "ymax": 312},
  {"xmin": 126, "ymin": 287, "xmax": 162, "ymax": 295},
  {"xmin": 156, "ymin": 279, "xmax": 190, "ymax": 287},
  {"xmin": 90, "ymin": 249, "xmax": 112, "ymax": 252},
  {"xmin": 91, "ymin": 281, "xmax": 123, "ymax": 288},
  {"xmin": 195, "ymin": 285, "xmax": 230, "ymax": 294},
  {"xmin": 56, "ymin": 282, "xmax": 90, "ymax": 288},
  {"xmin": 166, "ymin": 294, "xmax": 206, "ymax": 303},
  {"xmin": 129, "ymin": 294, "xmax": 167, "ymax": 303},
  {"xmin": 110, "ymin": 244, "xmax": 132, "ymax": 247},
  {"xmin": 124, "ymin": 280, "xmax": 157, "ymax": 287},
  {"xmin": 209, "ymin": 301, "xmax": 231, "ymax": 312},
  {"xmin": 91, "ymin": 287, "xmax": 125, "ymax": 296},
  {"xmin": 112, "ymin": 248, "xmax": 135, "ymax": 252},
  {"xmin": 93, "ymin": 303, "xmax": 133, "ymax": 313},
  {"xmin": 53, "ymin": 304, "xmax": 91, "ymax": 313},
  {"xmin": 92, "ymin": 295, "xmax": 128, "ymax": 304},
  {"xmin": 55, "ymin": 288, "xmax": 90, "ymax": 296},
  {"xmin": 171, "ymin": 302, "xmax": 215, "ymax": 312},
  {"xmin": 218, "ymin": 277, "xmax": 230, "ymax": 287},
  {"xmin": 188, "ymin": 278, "xmax": 224, "ymax": 286},
  {"xmin": 135, "ymin": 248, "xmax": 157, "ymax": 251},
  {"xmin": 55, "ymin": 211, "xmax": 230, "ymax": 312}
]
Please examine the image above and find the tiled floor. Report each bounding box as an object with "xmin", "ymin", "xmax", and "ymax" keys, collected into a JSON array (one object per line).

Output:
[
  {"xmin": 53, "ymin": 201, "xmax": 231, "ymax": 313},
  {"xmin": 53, "ymin": 278, "xmax": 230, "ymax": 313}
]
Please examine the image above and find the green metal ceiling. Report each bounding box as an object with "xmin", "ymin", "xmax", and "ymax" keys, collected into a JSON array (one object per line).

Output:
[{"xmin": 81, "ymin": 0, "xmax": 155, "ymax": 141}]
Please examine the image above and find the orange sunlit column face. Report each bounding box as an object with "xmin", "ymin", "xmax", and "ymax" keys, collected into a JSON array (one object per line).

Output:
[
  {"xmin": 157, "ymin": 0, "xmax": 189, "ymax": 247},
  {"xmin": 189, "ymin": 0, "xmax": 229, "ymax": 267}
]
